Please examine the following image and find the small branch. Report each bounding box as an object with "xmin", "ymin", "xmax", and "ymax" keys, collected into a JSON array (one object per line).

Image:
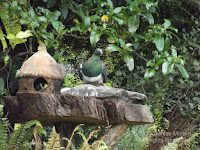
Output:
[
  {"xmin": 12, "ymin": 51, "xmax": 34, "ymax": 60},
  {"xmin": 63, "ymin": 33, "xmax": 89, "ymax": 39},
  {"xmin": 175, "ymin": 2, "xmax": 200, "ymax": 22},
  {"xmin": 28, "ymin": 37, "xmax": 33, "ymax": 55},
  {"xmin": 135, "ymin": 42, "xmax": 150, "ymax": 51},
  {"xmin": 132, "ymin": 51, "xmax": 148, "ymax": 62},
  {"xmin": 6, "ymin": 59, "xmax": 11, "ymax": 94}
]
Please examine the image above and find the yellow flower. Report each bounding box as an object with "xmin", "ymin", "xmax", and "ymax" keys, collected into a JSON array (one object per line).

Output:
[{"xmin": 101, "ymin": 15, "xmax": 109, "ymax": 22}]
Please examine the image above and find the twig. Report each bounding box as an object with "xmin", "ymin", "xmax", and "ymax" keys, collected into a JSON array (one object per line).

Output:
[
  {"xmin": 126, "ymin": 126, "xmax": 140, "ymax": 150},
  {"xmin": 135, "ymin": 42, "xmax": 150, "ymax": 51},
  {"xmin": 63, "ymin": 33, "xmax": 89, "ymax": 39},
  {"xmin": 12, "ymin": 51, "xmax": 34, "ymax": 60},
  {"xmin": 175, "ymin": 2, "xmax": 200, "ymax": 22},
  {"xmin": 28, "ymin": 36, "xmax": 33, "ymax": 55},
  {"xmin": 6, "ymin": 59, "xmax": 11, "ymax": 94},
  {"xmin": 132, "ymin": 51, "xmax": 148, "ymax": 62}
]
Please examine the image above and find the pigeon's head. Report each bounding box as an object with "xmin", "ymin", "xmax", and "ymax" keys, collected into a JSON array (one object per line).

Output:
[{"xmin": 94, "ymin": 48, "xmax": 103, "ymax": 55}]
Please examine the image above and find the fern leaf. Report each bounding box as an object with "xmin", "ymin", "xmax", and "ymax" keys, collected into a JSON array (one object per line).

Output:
[
  {"xmin": 81, "ymin": 129, "xmax": 100, "ymax": 150},
  {"xmin": 8, "ymin": 120, "xmax": 41, "ymax": 150},
  {"xmin": 47, "ymin": 126, "xmax": 61, "ymax": 150},
  {"xmin": 0, "ymin": 108, "xmax": 9, "ymax": 150},
  {"xmin": 90, "ymin": 136, "xmax": 108, "ymax": 150},
  {"xmin": 66, "ymin": 124, "xmax": 84, "ymax": 150},
  {"xmin": 161, "ymin": 137, "xmax": 183, "ymax": 150},
  {"xmin": 34, "ymin": 125, "xmax": 42, "ymax": 150},
  {"xmin": 182, "ymin": 132, "xmax": 200, "ymax": 150}
]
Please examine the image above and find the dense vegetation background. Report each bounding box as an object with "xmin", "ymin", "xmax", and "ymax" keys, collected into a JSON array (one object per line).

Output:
[{"xmin": 0, "ymin": 0, "xmax": 199, "ymax": 149}]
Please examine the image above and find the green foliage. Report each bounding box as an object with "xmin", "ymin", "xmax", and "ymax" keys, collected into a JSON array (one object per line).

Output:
[
  {"xmin": 118, "ymin": 125, "xmax": 151, "ymax": 150},
  {"xmin": 179, "ymin": 133, "xmax": 200, "ymax": 150},
  {"xmin": 45, "ymin": 124, "xmax": 109, "ymax": 150},
  {"xmin": 0, "ymin": 0, "xmax": 200, "ymax": 149},
  {"xmin": 46, "ymin": 127, "xmax": 60, "ymax": 150},
  {"xmin": 161, "ymin": 137, "xmax": 184, "ymax": 150},
  {"xmin": 0, "ymin": 104, "xmax": 46, "ymax": 150},
  {"xmin": 8, "ymin": 120, "xmax": 44, "ymax": 150},
  {"xmin": 0, "ymin": 105, "xmax": 9, "ymax": 150},
  {"xmin": 64, "ymin": 74, "xmax": 84, "ymax": 88},
  {"xmin": 74, "ymin": 125, "xmax": 109, "ymax": 150},
  {"xmin": 0, "ymin": 0, "xmax": 23, "ymax": 49},
  {"xmin": 0, "ymin": 106, "xmax": 108, "ymax": 150},
  {"xmin": 161, "ymin": 133, "xmax": 200, "ymax": 150}
]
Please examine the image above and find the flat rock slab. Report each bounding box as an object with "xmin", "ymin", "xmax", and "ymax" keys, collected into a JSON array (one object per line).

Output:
[
  {"xmin": 61, "ymin": 84, "xmax": 147, "ymax": 104},
  {"xmin": 4, "ymin": 96, "xmax": 153, "ymax": 125}
]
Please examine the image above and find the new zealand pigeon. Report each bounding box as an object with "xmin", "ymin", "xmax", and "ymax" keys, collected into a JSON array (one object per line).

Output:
[{"xmin": 79, "ymin": 48, "xmax": 107, "ymax": 85}]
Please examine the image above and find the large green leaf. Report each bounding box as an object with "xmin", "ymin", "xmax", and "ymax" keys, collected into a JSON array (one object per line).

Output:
[
  {"xmin": 154, "ymin": 35, "xmax": 164, "ymax": 51},
  {"xmin": 106, "ymin": 44, "xmax": 122, "ymax": 52},
  {"xmin": 163, "ymin": 19, "xmax": 171, "ymax": 29},
  {"xmin": 119, "ymin": 38, "xmax": 125, "ymax": 48},
  {"xmin": 37, "ymin": 16, "xmax": 47, "ymax": 22},
  {"xmin": 171, "ymin": 49, "xmax": 177, "ymax": 57},
  {"xmin": 144, "ymin": 68, "xmax": 156, "ymax": 79},
  {"xmin": 50, "ymin": 19, "xmax": 59, "ymax": 31},
  {"xmin": 128, "ymin": 16, "xmax": 140, "ymax": 33},
  {"xmin": 29, "ymin": 7, "xmax": 35, "ymax": 18},
  {"xmin": 4, "ymin": 54, "xmax": 9, "ymax": 65},
  {"xmin": 112, "ymin": 16, "xmax": 124, "ymax": 25},
  {"xmin": 104, "ymin": 31, "xmax": 118, "ymax": 44},
  {"xmin": 163, "ymin": 37, "xmax": 170, "ymax": 51},
  {"xmin": 107, "ymin": 0, "xmax": 113, "ymax": 11},
  {"xmin": 70, "ymin": 26, "xmax": 80, "ymax": 32},
  {"xmin": 177, "ymin": 64, "xmax": 189, "ymax": 79},
  {"xmin": 124, "ymin": 55, "xmax": 134, "ymax": 71},
  {"xmin": 60, "ymin": 5, "xmax": 68, "ymax": 19},
  {"xmin": 20, "ymin": 18, "xmax": 31, "ymax": 24},
  {"xmin": 144, "ymin": 13, "xmax": 154, "ymax": 25},
  {"xmin": 90, "ymin": 15, "xmax": 100, "ymax": 22},
  {"xmin": 82, "ymin": 16, "xmax": 90, "ymax": 31},
  {"xmin": 0, "ymin": 77, "xmax": 4, "ymax": 91},
  {"xmin": 47, "ymin": 0, "xmax": 57, "ymax": 8},
  {"xmin": 16, "ymin": 30, "xmax": 32, "ymax": 39},
  {"xmin": 50, "ymin": 11, "xmax": 61, "ymax": 20},
  {"xmin": 162, "ymin": 61, "xmax": 174, "ymax": 75},
  {"xmin": 113, "ymin": 7, "xmax": 122, "ymax": 14},
  {"xmin": 90, "ymin": 31, "xmax": 101, "ymax": 46}
]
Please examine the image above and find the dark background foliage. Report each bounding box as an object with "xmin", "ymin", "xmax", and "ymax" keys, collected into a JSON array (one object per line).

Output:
[{"xmin": 0, "ymin": 0, "xmax": 199, "ymax": 149}]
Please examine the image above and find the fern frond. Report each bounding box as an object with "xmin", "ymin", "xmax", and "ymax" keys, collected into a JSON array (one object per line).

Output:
[
  {"xmin": 8, "ymin": 120, "xmax": 41, "ymax": 150},
  {"xmin": 90, "ymin": 135, "xmax": 108, "ymax": 150},
  {"xmin": 66, "ymin": 124, "xmax": 84, "ymax": 150},
  {"xmin": 62, "ymin": 137, "xmax": 76, "ymax": 150},
  {"xmin": 0, "ymin": 107, "xmax": 9, "ymax": 150},
  {"xmin": 34, "ymin": 125, "xmax": 42, "ymax": 150},
  {"xmin": 161, "ymin": 137, "xmax": 183, "ymax": 150},
  {"xmin": 181, "ymin": 132, "xmax": 200, "ymax": 150},
  {"xmin": 81, "ymin": 129, "xmax": 100, "ymax": 150},
  {"xmin": 47, "ymin": 126, "xmax": 60, "ymax": 150},
  {"xmin": 0, "ymin": 4, "xmax": 22, "ymax": 49}
]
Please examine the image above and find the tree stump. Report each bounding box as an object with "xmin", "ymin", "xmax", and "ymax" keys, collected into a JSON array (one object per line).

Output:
[{"xmin": 3, "ymin": 84, "xmax": 153, "ymax": 148}]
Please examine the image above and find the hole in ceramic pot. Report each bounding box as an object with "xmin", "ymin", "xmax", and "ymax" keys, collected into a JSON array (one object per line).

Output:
[{"xmin": 34, "ymin": 78, "xmax": 48, "ymax": 92}]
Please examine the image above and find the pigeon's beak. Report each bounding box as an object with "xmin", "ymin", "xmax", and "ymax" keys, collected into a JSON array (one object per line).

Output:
[{"xmin": 100, "ymin": 51, "xmax": 103, "ymax": 55}]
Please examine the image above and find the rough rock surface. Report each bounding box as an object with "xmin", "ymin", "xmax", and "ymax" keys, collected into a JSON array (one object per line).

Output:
[{"xmin": 61, "ymin": 84, "xmax": 147, "ymax": 104}]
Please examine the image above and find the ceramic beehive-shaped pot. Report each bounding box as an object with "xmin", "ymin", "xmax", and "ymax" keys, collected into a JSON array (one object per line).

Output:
[{"xmin": 16, "ymin": 43, "xmax": 64, "ymax": 94}]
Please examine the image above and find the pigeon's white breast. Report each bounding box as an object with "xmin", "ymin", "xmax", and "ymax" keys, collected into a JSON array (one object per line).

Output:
[{"xmin": 82, "ymin": 73, "xmax": 103, "ymax": 83}]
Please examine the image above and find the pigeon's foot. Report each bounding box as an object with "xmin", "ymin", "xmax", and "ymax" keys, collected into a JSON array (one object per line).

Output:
[{"xmin": 97, "ymin": 81, "xmax": 104, "ymax": 86}]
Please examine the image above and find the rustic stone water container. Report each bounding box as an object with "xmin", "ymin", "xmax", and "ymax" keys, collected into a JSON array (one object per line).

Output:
[{"xmin": 16, "ymin": 43, "xmax": 64, "ymax": 94}]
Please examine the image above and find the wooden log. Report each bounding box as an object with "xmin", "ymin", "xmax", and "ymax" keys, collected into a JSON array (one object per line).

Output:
[
  {"xmin": 3, "ymin": 93, "xmax": 153, "ymax": 125},
  {"xmin": 104, "ymin": 100, "xmax": 153, "ymax": 125},
  {"xmin": 104, "ymin": 124, "xmax": 128, "ymax": 149},
  {"xmin": 3, "ymin": 92, "xmax": 153, "ymax": 149}
]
